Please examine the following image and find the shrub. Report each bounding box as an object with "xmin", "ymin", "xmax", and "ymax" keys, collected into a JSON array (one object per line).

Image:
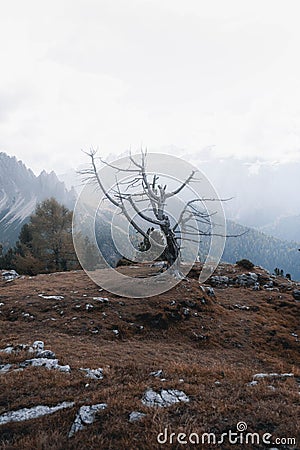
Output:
[{"xmin": 236, "ymin": 258, "xmax": 254, "ymax": 270}]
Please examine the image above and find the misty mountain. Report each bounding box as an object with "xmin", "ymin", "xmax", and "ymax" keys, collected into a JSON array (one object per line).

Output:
[
  {"xmin": 172, "ymin": 152, "xmax": 299, "ymax": 243},
  {"xmin": 259, "ymin": 214, "xmax": 300, "ymax": 243},
  {"xmin": 224, "ymin": 220, "xmax": 300, "ymax": 281},
  {"xmin": 0, "ymin": 152, "xmax": 76, "ymax": 248}
]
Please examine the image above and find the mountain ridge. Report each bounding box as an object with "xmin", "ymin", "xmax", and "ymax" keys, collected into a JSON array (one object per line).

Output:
[{"xmin": 0, "ymin": 152, "xmax": 76, "ymax": 247}]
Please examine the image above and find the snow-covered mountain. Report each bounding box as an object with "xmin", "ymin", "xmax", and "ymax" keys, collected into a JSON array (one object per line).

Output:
[{"xmin": 0, "ymin": 152, "xmax": 76, "ymax": 247}]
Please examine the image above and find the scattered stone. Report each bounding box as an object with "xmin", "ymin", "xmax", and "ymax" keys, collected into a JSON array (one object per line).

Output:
[
  {"xmin": 129, "ymin": 411, "xmax": 146, "ymax": 423},
  {"xmin": 68, "ymin": 404, "xmax": 107, "ymax": 437},
  {"xmin": 93, "ymin": 297, "xmax": 109, "ymax": 303},
  {"xmin": 248, "ymin": 272, "xmax": 258, "ymax": 282},
  {"xmin": 38, "ymin": 294, "xmax": 64, "ymax": 300},
  {"xmin": 22, "ymin": 312, "xmax": 34, "ymax": 319},
  {"xmin": 263, "ymin": 281, "xmax": 274, "ymax": 289},
  {"xmin": 234, "ymin": 304, "xmax": 250, "ymax": 310},
  {"xmin": 90, "ymin": 327, "xmax": 99, "ymax": 334},
  {"xmin": 150, "ymin": 369, "xmax": 163, "ymax": 378},
  {"xmin": 206, "ymin": 287, "xmax": 215, "ymax": 296},
  {"xmin": 247, "ymin": 381, "xmax": 258, "ymax": 386},
  {"xmin": 80, "ymin": 368, "xmax": 104, "ymax": 380},
  {"xmin": 192, "ymin": 332, "xmax": 208, "ymax": 341},
  {"xmin": 85, "ymin": 303, "xmax": 94, "ymax": 311},
  {"xmin": 33, "ymin": 341, "xmax": 44, "ymax": 351},
  {"xmin": 292, "ymin": 289, "xmax": 300, "ymax": 301},
  {"xmin": 214, "ymin": 381, "xmax": 222, "ymax": 386},
  {"xmin": 142, "ymin": 388, "xmax": 189, "ymax": 407},
  {"xmin": 253, "ymin": 373, "xmax": 294, "ymax": 380},
  {"xmin": 20, "ymin": 358, "xmax": 71, "ymax": 372},
  {"xmin": 0, "ymin": 346, "xmax": 14, "ymax": 354},
  {"xmin": 112, "ymin": 329, "xmax": 119, "ymax": 336},
  {"xmin": 1, "ymin": 270, "xmax": 19, "ymax": 281},
  {"xmin": 36, "ymin": 350, "xmax": 56, "ymax": 359},
  {"xmin": 252, "ymin": 282, "xmax": 260, "ymax": 291},
  {"xmin": 210, "ymin": 275, "xmax": 229, "ymax": 287},
  {"xmin": 182, "ymin": 307, "xmax": 190, "ymax": 317},
  {"xmin": 236, "ymin": 273, "xmax": 258, "ymax": 287},
  {"xmin": 0, "ymin": 364, "xmax": 12, "ymax": 374},
  {"xmin": 0, "ymin": 344, "xmax": 32, "ymax": 354},
  {"xmin": 0, "ymin": 401, "xmax": 74, "ymax": 426}
]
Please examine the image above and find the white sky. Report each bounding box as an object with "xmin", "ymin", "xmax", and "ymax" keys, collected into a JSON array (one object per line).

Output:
[{"xmin": 1, "ymin": 0, "xmax": 300, "ymax": 174}]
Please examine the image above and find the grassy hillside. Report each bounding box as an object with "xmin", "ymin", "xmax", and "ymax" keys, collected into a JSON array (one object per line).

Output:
[{"xmin": 0, "ymin": 264, "xmax": 299, "ymax": 449}]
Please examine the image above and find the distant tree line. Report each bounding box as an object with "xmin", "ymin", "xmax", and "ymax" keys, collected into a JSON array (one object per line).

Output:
[{"xmin": 0, "ymin": 198, "xmax": 82, "ymax": 275}]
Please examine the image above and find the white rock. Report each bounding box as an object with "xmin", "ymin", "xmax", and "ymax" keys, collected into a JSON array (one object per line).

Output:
[
  {"xmin": 129, "ymin": 411, "xmax": 146, "ymax": 422},
  {"xmin": 142, "ymin": 388, "xmax": 189, "ymax": 407},
  {"xmin": 150, "ymin": 369, "xmax": 163, "ymax": 378},
  {"xmin": 36, "ymin": 350, "xmax": 56, "ymax": 359},
  {"xmin": 0, "ymin": 401, "xmax": 74, "ymax": 425},
  {"xmin": 38, "ymin": 294, "xmax": 64, "ymax": 300},
  {"xmin": 68, "ymin": 404, "xmax": 107, "ymax": 437},
  {"xmin": 80, "ymin": 368, "xmax": 104, "ymax": 380},
  {"xmin": 0, "ymin": 364, "xmax": 12, "ymax": 374},
  {"xmin": 20, "ymin": 358, "xmax": 71, "ymax": 372},
  {"xmin": 2, "ymin": 270, "xmax": 19, "ymax": 281},
  {"xmin": 33, "ymin": 341, "xmax": 44, "ymax": 351},
  {"xmin": 93, "ymin": 297, "xmax": 109, "ymax": 303},
  {"xmin": 253, "ymin": 373, "xmax": 294, "ymax": 380},
  {"xmin": 0, "ymin": 346, "xmax": 14, "ymax": 354}
]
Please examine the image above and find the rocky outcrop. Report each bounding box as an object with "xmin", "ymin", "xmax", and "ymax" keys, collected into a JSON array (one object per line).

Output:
[
  {"xmin": 0, "ymin": 402, "xmax": 74, "ymax": 426},
  {"xmin": 69, "ymin": 404, "xmax": 107, "ymax": 437},
  {"xmin": 142, "ymin": 389, "xmax": 189, "ymax": 408}
]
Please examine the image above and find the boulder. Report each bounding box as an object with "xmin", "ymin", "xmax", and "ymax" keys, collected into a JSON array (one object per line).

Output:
[
  {"xmin": 20, "ymin": 358, "xmax": 70, "ymax": 372},
  {"xmin": 142, "ymin": 388, "xmax": 189, "ymax": 407},
  {"xmin": 0, "ymin": 364, "xmax": 12, "ymax": 374},
  {"xmin": 129, "ymin": 411, "xmax": 146, "ymax": 422},
  {"xmin": 1, "ymin": 270, "xmax": 19, "ymax": 281},
  {"xmin": 69, "ymin": 404, "xmax": 107, "ymax": 437},
  {"xmin": 209, "ymin": 276, "xmax": 229, "ymax": 287},
  {"xmin": 0, "ymin": 401, "xmax": 74, "ymax": 426},
  {"xmin": 292, "ymin": 289, "xmax": 300, "ymax": 301},
  {"xmin": 80, "ymin": 368, "xmax": 104, "ymax": 380},
  {"xmin": 236, "ymin": 273, "xmax": 258, "ymax": 287}
]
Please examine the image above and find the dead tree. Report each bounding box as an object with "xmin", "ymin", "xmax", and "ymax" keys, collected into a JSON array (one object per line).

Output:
[{"xmin": 80, "ymin": 150, "xmax": 231, "ymax": 278}]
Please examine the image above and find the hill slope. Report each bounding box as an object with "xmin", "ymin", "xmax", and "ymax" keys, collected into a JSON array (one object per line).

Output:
[{"xmin": 0, "ymin": 264, "xmax": 299, "ymax": 449}]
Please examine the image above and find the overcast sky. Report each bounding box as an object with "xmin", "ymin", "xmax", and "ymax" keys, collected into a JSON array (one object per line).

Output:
[{"xmin": 1, "ymin": 0, "xmax": 300, "ymax": 174}]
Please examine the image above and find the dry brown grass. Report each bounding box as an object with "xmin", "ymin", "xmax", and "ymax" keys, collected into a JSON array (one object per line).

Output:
[{"xmin": 0, "ymin": 265, "xmax": 299, "ymax": 449}]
